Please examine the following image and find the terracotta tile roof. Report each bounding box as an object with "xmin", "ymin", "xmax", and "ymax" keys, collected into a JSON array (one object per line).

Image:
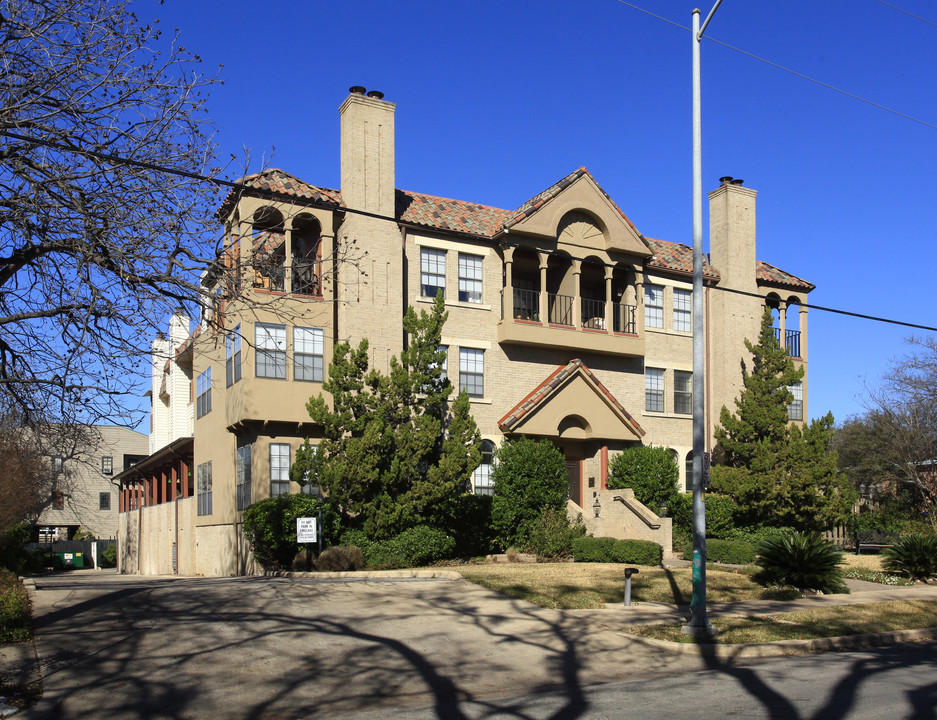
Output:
[
  {"xmin": 645, "ymin": 237, "xmax": 719, "ymax": 280},
  {"xmin": 218, "ymin": 169, "xmax": 341, "ymax": 218},
  {"xmin": 252, "ymin": 230, "xmax": 284, "ymax": 256},
  {"xmin": 504, "ymin": 167, "xmax": 641, "ymax": 234},
  {"xmin": 756, "ymin": 261, "xmax": 815, "ymax": 291},
  {"xmin": 396, "ymin": 190, "xmax": 513, "ymax": 238},
  {"xmin": 498, "ymin": 358, "xmax": 645, "ymax": 438}
]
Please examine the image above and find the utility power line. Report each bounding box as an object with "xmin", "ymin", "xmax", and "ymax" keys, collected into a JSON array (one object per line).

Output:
[{"xmin": 2, "ymin": 128, "xmax": 935, "ymax": 335}]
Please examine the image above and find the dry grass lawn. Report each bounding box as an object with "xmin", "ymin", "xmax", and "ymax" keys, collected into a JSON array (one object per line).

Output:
[
  {"xmin": 456, "ymin": 562, "xmax": 790, "ymax": 610},
  {"xmin": 629, "ymin": 599, "xmax": 937, "ymax": 644}
]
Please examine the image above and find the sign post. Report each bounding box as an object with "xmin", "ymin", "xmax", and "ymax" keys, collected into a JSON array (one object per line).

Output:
[{"xmin": 296, "ymin": 517, "xmax": 317, "ymax": 571}]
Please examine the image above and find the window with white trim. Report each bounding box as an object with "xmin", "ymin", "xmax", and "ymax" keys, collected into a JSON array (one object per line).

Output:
[
  {"xmin": 270, "ymin": 443, "xmax": 291, "ymax": 497},
  {"xmin": 226, "ymin": 325, "xmax": 242, "ymax": 386},
  {"xmin": 787, "ymin": 381, "xmax": 804, "ymax": 421},
  {"xmin": 674, "ymin": 370, "xmax": 692, "ymax": 415},
  {"xmin": 294, "ymin": 327, "xmax": 324, "ymax": 382},
  {"xmin": 473, "ymin": 440, "xmax": 495, "ymax": 495},
  {"xmin": 673, "ymin": 288, "xmax": 691, "ymax": 332},
  {"xmin": 458, "ymin": 253, "xmax": 483, "ymax": 303},
  {"xmin": 420, "ymin": 247, "xmax": 446, "ymax": 299},
  {"xmin": 101, "ymin": 456, "xmax": 113, "ymax": 475},
  {"xmin": 459, "ymin": 348, "xmax": 484, "ymax": 397},
  {"xmin": 644, "ymin": 284, "xmax": 663, "ymax": 329},
  {"xmin": 197, "ymin": 461, "xmax": 212, "ymax": 516},
  {"xmin": 255, "ymin": 323, "xmax": 286, "ymax": 379},
  {"xmin": 236, "ymin": 444, "xmax": 252, "ymax": 511},
  {"xmin": 196, "ymin": 367, "xmax": 212, "ymax": 418},
  {"xmin": 645, "ymin": 367, "xmax": 664, "ymax": 412}
]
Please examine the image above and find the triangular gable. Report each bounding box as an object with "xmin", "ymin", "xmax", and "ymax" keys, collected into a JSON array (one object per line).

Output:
[
  {"xmin": 498, "ymin": 359, "xmax": 645, "ymax": 442},
  {"xmin": 504, "ymin": 168, "xmax": 651, "ymax": 258}
]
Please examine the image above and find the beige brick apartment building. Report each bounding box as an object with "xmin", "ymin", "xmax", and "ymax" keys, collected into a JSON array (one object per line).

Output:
[{"xmin": 116, "ymin": 88, "xmax": 813, "ymax": 576}]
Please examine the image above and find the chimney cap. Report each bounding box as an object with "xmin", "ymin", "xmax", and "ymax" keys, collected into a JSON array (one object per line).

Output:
[
  {"xmin": 719, "ymin": 176, "xmax": 734, "ymax": 184},
  {"xmin": 730, "ymin": 178, "xmax": 744, "ymax": 186},
  {"xmin": 349, "ymin": 85, "xmax": 366, "ymax": 95},
  {"xmin": 366, "ymin": 90, "xmax": 384, "ymax": 100}
]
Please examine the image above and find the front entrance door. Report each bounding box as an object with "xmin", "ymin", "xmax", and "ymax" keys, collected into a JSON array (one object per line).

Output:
[{"xmin": 565, "ymin": 458, "xmax": 582, "ymax": 507}]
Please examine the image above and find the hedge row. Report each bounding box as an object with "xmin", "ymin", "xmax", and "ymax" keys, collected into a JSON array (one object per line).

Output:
[{"xmin": 572, "ymin": 536, "xmax": 662, "ymax": 565}]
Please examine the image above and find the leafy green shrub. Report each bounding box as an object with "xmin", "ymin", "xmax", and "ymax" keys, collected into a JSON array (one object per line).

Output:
[
  {"xmin": 0, "ymin": 569, "xmax": 31, "ymax": 643},
  {"xmin": 702, "ymin": 538, "xmax": 756, "ymax": 565},
  {"xmin": 340, "ymin": 529, "xmax": 372, "ymax": 554},
  {"xmin": 882, "ymin": 534, "xmax": 937, "ymax": 581},
  {"xmin": 0, "ymin": 522, "xmax": 32, "ymax": 573},
  {"xmin": 528, "ymin": 507, "xmax": 586, "ymax": 560},
  {"xmin": 607, "ymin": 446, "xmax": 678, "ymax": 512},
  {"xmin": 243, "ymin": 494, "xmax": 340, "ymax": 570},
  {"xmin": 316, "ymin": 546, "xmax": 365, "ymax": 572},
  {"xmin": 72, "ymin": 527, "xmax": 95, "ymax": 541},
  {"xmin": 572, "ymin": 536, "xmax": 617, "ymax": 563},
  {"xmin": 436, "ymin": 492, "xmax": 494, "ymax": 557},
  {"xmin": 27, "ymin": 547, "xmax": 52, "ymax": 572},
  {"xmin": 490, "ymin": 437, "xmax": 567, "ymax": 549},
  {"xmin": 609, "ymin": 539, "xmax": 662, "ymax": 566},
  {"xmin": 365, "ymin": 526, "xmax": 456, "ymax": 569},
  {"xmin": 99, "ymin": 544, "xmax": 117, "ymax": 569},
  {"xmin": 669, "ymin": 493, "xmax": 738, "ymax": 539},
  {"xmin": 754, "ymin": 531, "xmax": 846, "ymax": 594}
]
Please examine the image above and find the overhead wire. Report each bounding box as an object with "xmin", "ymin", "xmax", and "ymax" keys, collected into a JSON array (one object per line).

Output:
[{"xmin": 613, "ymin": 0, "xmax": 937, "ymax": 131}]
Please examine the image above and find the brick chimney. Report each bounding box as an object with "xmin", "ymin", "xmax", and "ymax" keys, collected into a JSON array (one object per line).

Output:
[
  {"xmin": 339, "ymin": 86, "xmax": 396, "ymax": 217},
  {"xmin": 708, "ymin": 177, "xmax": 757, "ymax": 293}
]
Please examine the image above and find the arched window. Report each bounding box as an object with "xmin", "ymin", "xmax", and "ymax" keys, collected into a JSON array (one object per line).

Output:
[{"xmin": 473, "ymin": 440, "xmax": 496, "ymax": 495}]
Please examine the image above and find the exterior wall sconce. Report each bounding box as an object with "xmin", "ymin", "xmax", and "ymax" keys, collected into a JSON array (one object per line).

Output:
[{"xmin": 593, "ymin": 496, "xmax": 601, "ymax": 518}]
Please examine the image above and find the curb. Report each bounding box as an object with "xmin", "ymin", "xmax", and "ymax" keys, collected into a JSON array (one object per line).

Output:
[
  {"xmin": 621, "ymin": 626, "xmax": 937, "ymax": 660},
  {"xmin": 263, "ymin": 568, "xmax": 464, "ymax": 580}
]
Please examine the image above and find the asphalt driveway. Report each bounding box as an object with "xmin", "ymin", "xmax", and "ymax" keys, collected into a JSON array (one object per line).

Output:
[{"xmin": 24, "ymin": 571, "xmax": 701, "ymax": 719}]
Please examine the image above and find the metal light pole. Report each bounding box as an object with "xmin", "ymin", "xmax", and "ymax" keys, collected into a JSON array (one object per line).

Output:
[{"xmin": 683, "ymin": 1, "xmax": 723, "ymax": 638}]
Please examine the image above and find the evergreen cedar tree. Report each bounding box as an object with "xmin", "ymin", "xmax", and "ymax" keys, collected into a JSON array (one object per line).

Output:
[
  {"xmin": 490, "ymin": 436, "xmax": 568, "ymax": 549},
  {"xmin": 292, "ymin": 294, "xmax": 481, "ymax": 541},
  {"xmin": 712, "ymin": 307, "xmax": 855, "ymax": 531}
]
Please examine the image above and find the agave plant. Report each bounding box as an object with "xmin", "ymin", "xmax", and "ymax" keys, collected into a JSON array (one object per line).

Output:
[
  {"xmin": 882, "ymin": 534, "xmax": 937, "ymax": 582},
  {"xmin": 755, "ymin": 531, "xmax": 846, "ymax": 594}
]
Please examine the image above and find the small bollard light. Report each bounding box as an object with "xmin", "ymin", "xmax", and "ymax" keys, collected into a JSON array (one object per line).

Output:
[{"xmin": 623, "ymin": 567, "xmax": 639, "ymax": 606}]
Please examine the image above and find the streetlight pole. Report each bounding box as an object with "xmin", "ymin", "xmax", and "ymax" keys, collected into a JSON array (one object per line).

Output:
[{"xmin": 683, "ymin": 1, "xmax": 722, "ymax": 638}]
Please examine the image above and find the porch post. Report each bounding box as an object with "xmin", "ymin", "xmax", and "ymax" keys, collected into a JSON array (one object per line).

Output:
[
  {"xmin": 538, "ymin": 254, "xmax": 548, "ymax": 325},
  {"xmin": 572, "ymin": 259, "xmax": 582, "ymax": 329},
  {"xmin": 502, "ymin": 246, "xmax": 515, "ymax": 321}
]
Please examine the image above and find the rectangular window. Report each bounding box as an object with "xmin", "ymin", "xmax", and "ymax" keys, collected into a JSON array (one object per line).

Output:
[
  {"xmin": 459, "ymin": 348, "xmax": 484, "ymax": 398},
  {"xmin": 458, "ymin": 253, "xmax": 483, "ymax": 303},
  {"xmin": 644, "ymin": 284, "xmax": 663, "ymax": 329},
  {"xmin": 99, "ymin": 492, "xmax": 111, "ymax": 511},
  {"xmin": 196, "ymin": 367, "xmax": 212, "ymax": 418},
  {"xmin": 788, "ymin": 381, "xmax": 804, "ymax": 421},
  {"xmin": 101, "ymin": 456, "xmax": 113, "ymax": 475},
  {"xmin": 645, "ymin": 367, "xmax": 664, "ymax": 412},
  {"xmin": 270, "ymin": 443, "xmax": 291, "ymax": 497},
  {"xmin": 673, "ymin": 288, "xmax": 692, "ymax": 332},
  {"xmin": 294, "ymin": 327, "xmax": 324, "ymax": 382},
  {"xmin": 674, "ymin": 370, "xmax": 692, "ymax": 415},
  {"xmin": 236, "ymin": 444, "xmax": 252, "ymax": 511},
  {"xmin": 226, "ymin": 325, "xmax": 242, "ymax": 387},
  {"xmin": 255, "ymin": 323, "xmax": 287, "ymax": 379},
  {"xmin": 197, "ymin": 461, "xmax": 212, "ymax": 516},
  {"xmin": 420, "ymin": 247, "xmax": 446, "ymax": 299},
  {"xmin": 473, "ymin": 441, "xmax": 495, "ymax": 496}
]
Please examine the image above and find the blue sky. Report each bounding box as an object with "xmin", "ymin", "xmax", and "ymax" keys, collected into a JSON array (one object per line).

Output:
[{"xmin": 136, "ymin": 0, "xmax": 937, "ymax": 425}]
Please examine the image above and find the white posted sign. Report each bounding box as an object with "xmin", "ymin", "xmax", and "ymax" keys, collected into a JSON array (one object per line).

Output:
[{"xmin": 296, "ymin": 517, "xmax": 317, "ymax": 543}]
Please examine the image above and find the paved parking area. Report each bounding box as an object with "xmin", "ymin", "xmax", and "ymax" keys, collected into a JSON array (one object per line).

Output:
[{"xmin": 24, "ymin": 572, "xmax": 701, "ymax": 719}]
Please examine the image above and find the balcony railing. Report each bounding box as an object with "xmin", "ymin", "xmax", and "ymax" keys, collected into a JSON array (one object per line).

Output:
[
  {"xmin": 513, "ymin": 287, "xmax": 539, "ymax": 321},
  {"xmin": 548, "ymin": 293, "xmax": 574, "ymax": 326},
  {"xmin": 613, "ymin": 303, "xmax": 637, "ymax": 334},
  {"xmin": 773, "ymin": 327, "xmax": 802, "ymax": 358},
  {"xmin": 581, "ymin": 298, "xmax": 606, "ymax": 329},
  {"xmin": 292, "ymin": 260, "xmax": 321, "ymax": 296}
]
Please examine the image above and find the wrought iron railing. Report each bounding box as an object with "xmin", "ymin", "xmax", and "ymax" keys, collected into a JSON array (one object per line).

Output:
[
  {"xmin": 773, "ymin": 327, "xmax": 802, "ymax": 358},
  {"xmin": 292, "ymin": 260, "xmax": 321, "ymax": 295},
  {"xmin": 613, "ymin": 303, "xmax": 637, "ymax": 334},
  {"xmin": 581, "ymin": 297, "xmax": 606, "ymax": 329},
  {"xmin": 548, "ymin": 293, "xmax": 574, "ymax": 326},
  {"xmin": 512, "ymin": 287, "xmax": 540, "ymax": 321}
]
